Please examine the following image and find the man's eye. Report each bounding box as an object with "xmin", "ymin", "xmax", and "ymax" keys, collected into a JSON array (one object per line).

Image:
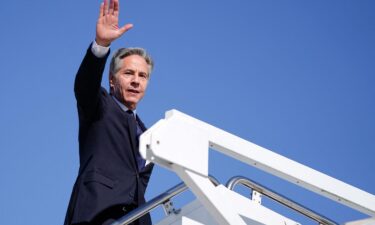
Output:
[{"xmin": 140, "ymin": 73, "xmax": 148, "ymax": 79}]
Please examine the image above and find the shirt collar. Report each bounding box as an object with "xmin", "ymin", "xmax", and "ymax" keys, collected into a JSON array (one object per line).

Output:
[{"xmin": 112, "ymin": 95, "xmax": 136, "ymax": 118}]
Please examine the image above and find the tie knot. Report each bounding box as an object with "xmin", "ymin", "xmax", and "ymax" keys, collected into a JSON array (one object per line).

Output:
[{"xmin": 127, "ymin": 110, "xmax": 135, "ymax": 117}]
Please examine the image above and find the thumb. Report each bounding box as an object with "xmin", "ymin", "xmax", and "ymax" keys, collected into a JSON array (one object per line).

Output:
[{"xmin": 119, "ymin": 23, "xmax": 134, "ymax": 35}]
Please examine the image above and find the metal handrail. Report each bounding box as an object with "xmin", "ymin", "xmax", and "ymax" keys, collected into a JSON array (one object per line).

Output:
[
  {"xmin": 112, "ymin": 176, "xmax": 220, "ymax": 225},
  {"xmin": 113, "ymin": 175, "xmax": 338, "ymax": 225},
  {"xmin": 226, "ymin": 176, "xmax": 338, "ymax": 225}
]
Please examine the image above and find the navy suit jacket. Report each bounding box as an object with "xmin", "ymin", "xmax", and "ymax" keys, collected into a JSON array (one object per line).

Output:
[{"xmin": 64, "ymin": 45, "xmax": 153, "ymax": 225}]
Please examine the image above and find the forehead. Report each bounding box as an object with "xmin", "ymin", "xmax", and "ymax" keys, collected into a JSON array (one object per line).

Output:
[{"xmin": 120, "ymin": 55, "xmax": 149, "ymax": 72}]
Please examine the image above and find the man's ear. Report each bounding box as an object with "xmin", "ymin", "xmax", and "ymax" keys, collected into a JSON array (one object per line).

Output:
[
  {"xmin": 109, "ymin": 74, "xmax": 114, "ymax": 87},
  {"xmin": 109, "ymin": 73, "xmax": 115, "ymax": 94}
]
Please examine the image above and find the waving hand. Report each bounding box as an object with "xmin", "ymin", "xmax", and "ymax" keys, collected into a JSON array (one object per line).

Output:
[{"xmin": 95, "ymin": 0, "xmax": 133, "ymax": 47}]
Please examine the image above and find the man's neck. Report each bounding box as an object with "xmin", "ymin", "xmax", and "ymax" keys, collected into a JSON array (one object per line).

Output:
[{"xmin": 111, "ymin": 95, "xmax": 137, "ymax": 117}]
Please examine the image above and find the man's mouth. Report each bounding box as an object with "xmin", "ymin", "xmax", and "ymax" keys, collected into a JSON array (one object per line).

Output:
[{"xmin": 128, "ymin": 89, "xmax": 140, "ymax": 94}]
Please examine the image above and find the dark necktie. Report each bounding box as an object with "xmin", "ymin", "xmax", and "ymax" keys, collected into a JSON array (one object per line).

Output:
[{"xmin": 127, "ymin": 110, "xmax": 146, "ymax": 171}]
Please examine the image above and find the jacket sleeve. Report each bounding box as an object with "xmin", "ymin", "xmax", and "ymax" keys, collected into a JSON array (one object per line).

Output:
[{"xmin": 74, "ymin": 44, "xmax": 110, "ymax": 120}]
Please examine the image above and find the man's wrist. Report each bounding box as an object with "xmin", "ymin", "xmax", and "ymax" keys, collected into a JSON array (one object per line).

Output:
[
  {"xmin": 91, "ymin": 40, "xmax": 110, "ymax": 58},
  {"xmin": 95, "ymin": 38, "xmax": 111, "ymax": 47}
]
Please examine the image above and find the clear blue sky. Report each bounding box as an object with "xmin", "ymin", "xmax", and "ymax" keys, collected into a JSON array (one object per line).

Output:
[{"xmin": 0, "ymin": 0, "xmax": 374, "ymax": 224}]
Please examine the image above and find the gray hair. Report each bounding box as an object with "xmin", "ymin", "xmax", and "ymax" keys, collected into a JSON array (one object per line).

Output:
[{"xmin": 109, "ymin": 47, "xmax": 154, "ymax": 77}]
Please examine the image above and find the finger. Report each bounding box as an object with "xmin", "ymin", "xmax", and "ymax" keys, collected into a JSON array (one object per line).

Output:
[
  {"xmin": 119, "ymin": 23, "xmax": 133, "ymax": 35},
  {"xmin": 99, "ymin": 2, "xmax": 104, "ymax": 18},
  {"xmin": 103, "ymin": 0, "xmax": 108, "ymax": 15},
  {"xmin": 109, "ymin": 0, "xmax": 115, "ymax": 15},
  {"xmin": 113, "ymin": 0, "xmax": 119, "ymax": 17}
]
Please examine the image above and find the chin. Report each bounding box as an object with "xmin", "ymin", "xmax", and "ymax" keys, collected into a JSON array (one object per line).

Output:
[
  {"xmin": 126, "ymin": 99, "xmax": 139, "ymax": 104},
  {"xmin": 124, "ymin": 100, "xmax": 138, "ymax": 108}
]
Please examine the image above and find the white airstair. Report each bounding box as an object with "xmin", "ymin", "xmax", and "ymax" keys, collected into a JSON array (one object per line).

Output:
[{"xmin": 111, "ymin": 110, "xmax": 375, "ymax": 225}]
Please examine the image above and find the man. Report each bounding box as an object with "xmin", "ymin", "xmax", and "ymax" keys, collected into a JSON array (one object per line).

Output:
[{"xmin": 64, "ymin": 0, "xmax": 154, "ymax": 224}]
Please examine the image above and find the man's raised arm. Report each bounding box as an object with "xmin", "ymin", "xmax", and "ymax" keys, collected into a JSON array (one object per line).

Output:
[{"xmin": 74, "ymin": 0, "xmax": 133, "ymax": 118}]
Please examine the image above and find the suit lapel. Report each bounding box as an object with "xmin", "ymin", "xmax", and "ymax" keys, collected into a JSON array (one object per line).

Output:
[
  {"xmin": 127, "ymin": 115, "xmax": 139, "ymax": 170},
  {"xmin": 136, "ymin": 116, "xmax": 147, "ymax": 132},
  {"xmin": 136, "ymin": 116, "xmax": 154, "ymax": 172}
]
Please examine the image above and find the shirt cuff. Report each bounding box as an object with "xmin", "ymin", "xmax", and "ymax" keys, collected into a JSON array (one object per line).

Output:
[{"xmin": 91, "ymin": 40, "xmax": 110, "ymax": 58}]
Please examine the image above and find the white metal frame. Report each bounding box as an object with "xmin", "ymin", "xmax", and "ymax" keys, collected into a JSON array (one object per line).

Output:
[{"xmin": 139, "ymin": 109, "xmax": 375, "ymax": 224}]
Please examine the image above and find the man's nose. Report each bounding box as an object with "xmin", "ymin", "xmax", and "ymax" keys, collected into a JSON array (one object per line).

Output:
[{"xmin": 131, "ymin": 74, "xmax": 140, "ymax": 85}]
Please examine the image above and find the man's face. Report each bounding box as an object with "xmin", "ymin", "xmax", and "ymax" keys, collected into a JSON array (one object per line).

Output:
[{"xmin": 110, "ymin": 55, "xmax": 150, "ymax": 110}]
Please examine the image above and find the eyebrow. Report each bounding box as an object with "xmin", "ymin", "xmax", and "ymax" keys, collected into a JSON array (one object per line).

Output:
[{"xmin": 123, "ymin": 69, "xmax": 149, "ymax": 77}]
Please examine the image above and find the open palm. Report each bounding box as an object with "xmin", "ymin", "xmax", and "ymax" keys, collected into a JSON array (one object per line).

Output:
[{"xmin": 96, "ymin": 0, "xmax": 133, "ymax": 47}]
